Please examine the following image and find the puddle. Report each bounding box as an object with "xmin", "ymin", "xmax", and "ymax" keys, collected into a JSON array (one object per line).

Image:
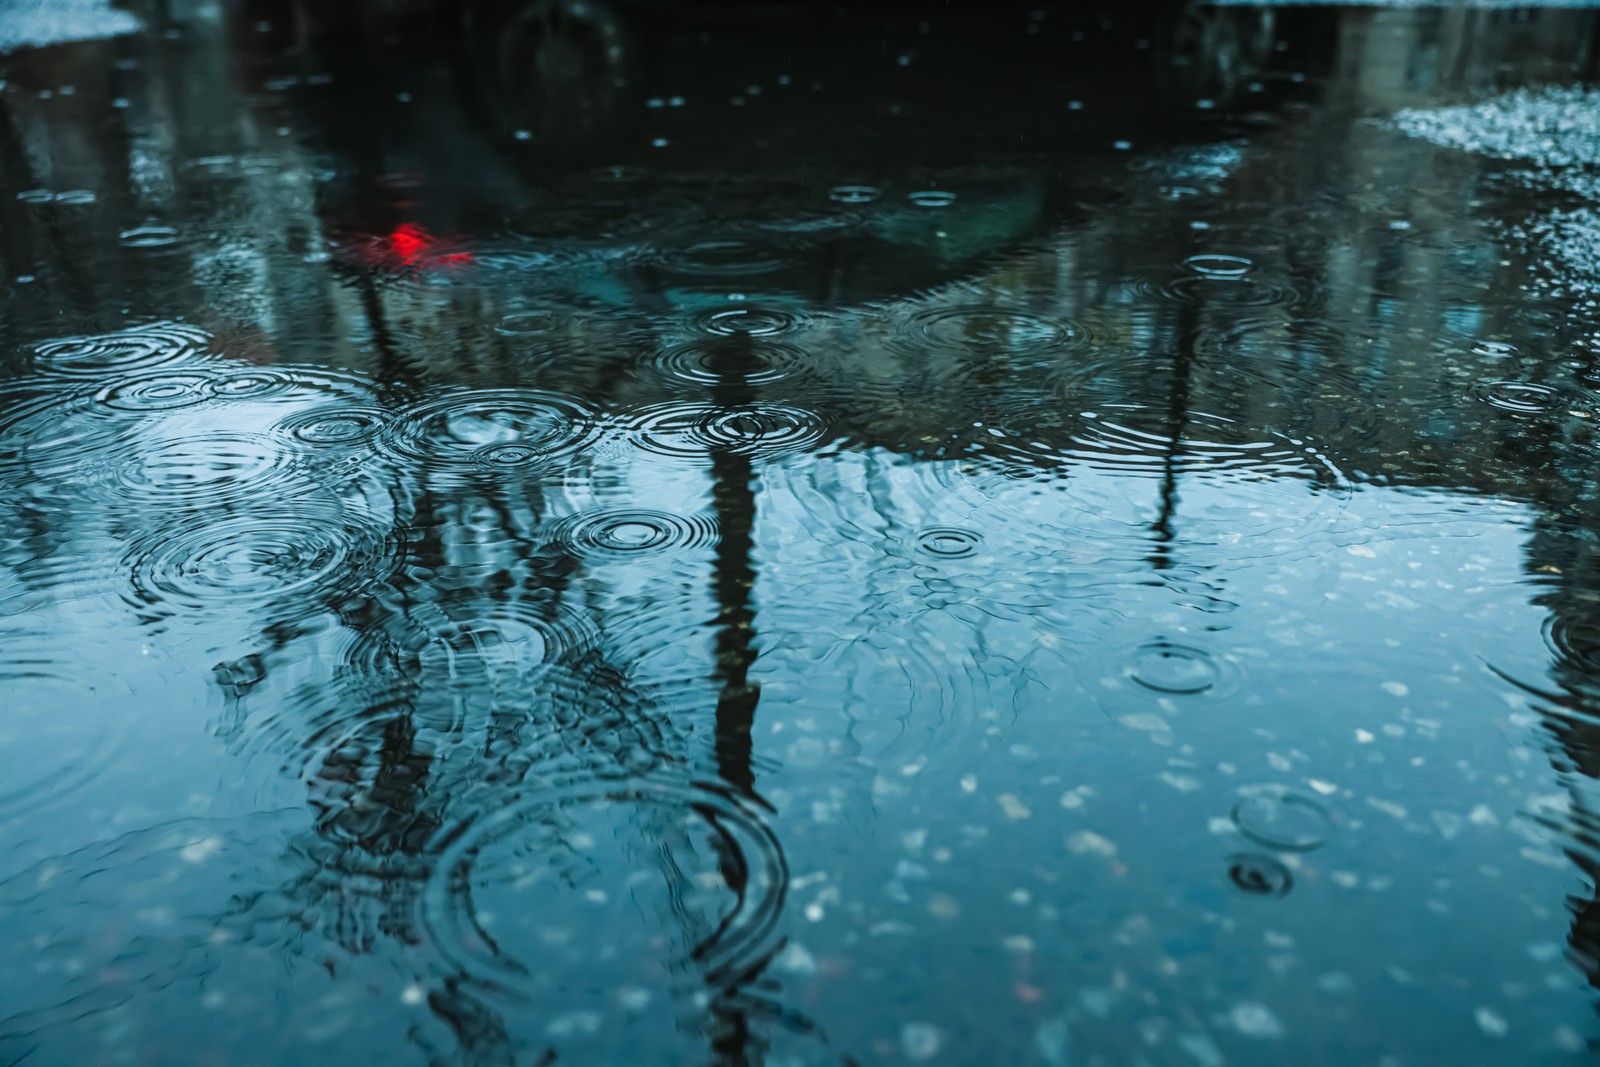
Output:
[{"xmin": 3, "ymin": 2, "xmax": 1600, "ymax": 1065}]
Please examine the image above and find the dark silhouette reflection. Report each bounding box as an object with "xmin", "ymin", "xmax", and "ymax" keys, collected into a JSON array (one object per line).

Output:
[
  {"xmin": 1493, "ymin": 503, "xmax": 1600, "ymax": 1035},
  {"xmin": 1149, "ymin": 303, "xmax": 1199, "ymax": 572}
]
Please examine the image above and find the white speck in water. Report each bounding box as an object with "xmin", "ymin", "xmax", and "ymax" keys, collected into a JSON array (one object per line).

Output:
[
  {"xmin": 1475, "ymin": 1007, "xmax": 1509, "ymax": 1037},
  {"xmin": 1120, "ymin": 712, "xmax": 1170, "ymax": 733},
  {"xmin": 546, "ymin": 1011, "xmax": 603, "ymax": 1038},
  {"xmin": 902, "ymin": 1022, "xmax": 944, "ymax": 1061},
  {"xmin": 401, "ymin": 984, "xmax": 425, "ymax": 1006},
  {"xmin": 1034, "ymin": 1017, "xmax": 1071, "ymax": 1066},
  {"xmin": 1066, "ymin": 830, "xmax": 1117, "ymax": 857},
  {"xmin": 998, "ymin": 794, "xmax": 1032, "ymax": 820},
  {"xmin": 776, "ymin": 942, "xmax": 818, "ymax": 976},
  {"xmin": 1230, "ymin": 1001, "xmax": 1285, "ymax": 1038},
  {"xmin": 1179, "ymin": 1032, "xmax": 1225, "ymax": 1067}
]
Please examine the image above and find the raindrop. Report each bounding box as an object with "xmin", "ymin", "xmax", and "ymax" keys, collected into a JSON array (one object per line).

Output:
[
  {"xmin": 0, "ymin": 380, "xmax": 123, "ymax": 478},
  {"xmin": 1227, "ymin": 853, "xmax": 1293, "ymax": 897},
  {"xmin": 408, "ymin": 597, "xmax": 600, "ymax": 680},
  {"xmin": 1061, "ymin": 404, "xmax": 1325, "ymax": 482},
  {"xmin": 99, "ymin": 432, "xmax": 309, "ymax": 509},
  {"xmin": 384, "ymin": 388, "xmax": 600, "ymax": 474},
  {"xmin": 915, "ymin": 527, "xmax": 982, "ymax": 559},
  {"xmin": 1472, "ymin": 340, "xmax": 1518, "ymax": 360},
  {"xmin": 907, "ymin": 190, "xmax": 957, "ymax": 208},
  {"xmin": 1232, "ymin": 785, "xmax": 1336, "ymax": 852},
  {"xmin": 1183, "ymin": 253, "xmax": 1254, "ymax": 277},
  {"xmin": 549, "ymin": 509, "xmax": 718, "ymax": 559},
  {"xmin": 693, "ymin": 306, "xmax": 802, "ymax": 337},
  {"xmin": 495, "ymin": 310, "xmax": 559, "ymax": 336},
  {"xmin": 617, "ymin": 402, "xmax": 826, "ymax": 464},
  {"xmin": 1476, "ymin": 381, "xmax": 1564, "ymax": 415},
  {"xmin": 124, "ymin": 511, "xmax": 398, "ymax": 621},
  {"xmin": 1129, "ymin": 641, "xmax": 1220, "ymax": 694},
  {"xmin": 647, "ymin": 340, "xmax": 820, "ymax": 388},
  {"xmin": 897, "ymin": 306, "xmax": 1080, "ymax": 355},
  {"xmin": 829, "ymin": 184, "xmax": 882, "ymax": 204},
  {"xmin": 276, "ymin": 404, "xmax": 389, "ymax": 446},
  {"xmin": 206, "ymin": 369, "xmax": 293, "ymax": 400},
  {"xmin": 93, "ymin": 369, "xmax": 213, "ymax": 412},
  {"xmin": 420, "ymin": 778, "xmax": 786, "ymax": 996},
  {"xmin": 32, "ymin": 321, "xmax": 210, "ymax": 378},
  {"xmin": 118, "ymin": 224, "xmax": 181, "ymax": 248},
  {"xmin": 652, "ymin": 238, "xmax": 796, "ymax": 278},
  {"xmin": 1133, "ymin": 268, "xmax": 1300, "ymax": 309}
]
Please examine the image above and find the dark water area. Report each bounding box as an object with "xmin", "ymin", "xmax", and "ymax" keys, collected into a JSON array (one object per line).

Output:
[{"xmin": 3, "ymin": 1, "xmax": 1600, "ymax": 1063}]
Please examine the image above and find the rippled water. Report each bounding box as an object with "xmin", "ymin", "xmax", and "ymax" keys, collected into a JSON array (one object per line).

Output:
[{"xmin": 4, "ymin": 2, "xmax": 1600, "ymax": 1064}]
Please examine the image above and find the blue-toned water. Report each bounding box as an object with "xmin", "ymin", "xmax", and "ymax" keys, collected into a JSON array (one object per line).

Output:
[{"xmin": 3, "ymin": 2, "xmax": 1600, "ymax": 1063}]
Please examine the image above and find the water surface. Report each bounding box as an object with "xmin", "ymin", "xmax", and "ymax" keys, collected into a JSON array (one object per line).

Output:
[{"xmin": 4, "ymin": 2, "xmax": 1600, "ymax": 1064}]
